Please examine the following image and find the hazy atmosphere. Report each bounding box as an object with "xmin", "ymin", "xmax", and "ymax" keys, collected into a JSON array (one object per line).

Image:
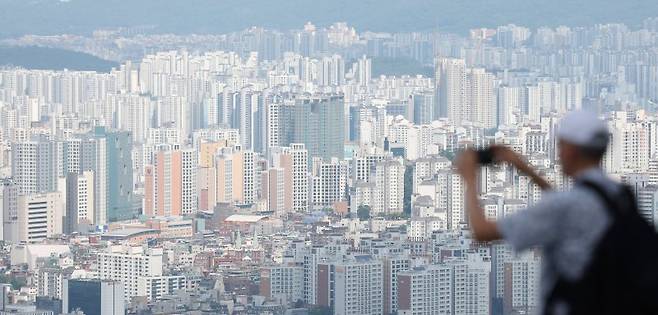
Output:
[
  {"xmin": 1, "ymin": 0, "xmax": 657, "ymax": 36},
  {"xmin": 1, "ymin": 1, "xmax": 658, "ymax": 315}
]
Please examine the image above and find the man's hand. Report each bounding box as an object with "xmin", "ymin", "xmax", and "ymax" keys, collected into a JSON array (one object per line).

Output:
[
  {"xmin": 456, "ymin": 148, "xmax": 502, "ymax": 242},
  {"xmin": 490, "ymin": 145, "xmax": 552, "ymax": 190},
  {"xmin": 456, "ymin": 149, "xmax": 478, "ymax": 184},
  {"xmin": 490, "ymin": 145, "xmax": 525, "ymax": 168}
]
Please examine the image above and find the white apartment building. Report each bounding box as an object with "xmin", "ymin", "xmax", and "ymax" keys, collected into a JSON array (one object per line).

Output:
[
  {"xmin": 371, "ymin": 159, "xmax": 405, "ymax": 215},
  {"xmin": 97, "ymin": 246, "xmax": 163, "ymax": 301},
  {"xmin": 242, "ymin": 150, "xmax": 256, "ymax": 205},
  {"xmin": 504, "ymin": 252, "xmax": 541, "ymax": 314},
  {"xmin": 137, "ymin": 275, "xmax": 192, "ymax": 301},
  {"xmin": 397, "ymin": 265, "xmax": 453, "ymax": 315},
  {"xmin": 352, "ymin": 152, "xmax": 386, "ymax": 184},
  {"xmin": 637, "ymin": 185, "xmax": 658, "ymax": 227},
  {"xmin": 66, "ymin": 170, "xmax": 95, "ymax": 233},
  {"xmin": 409, "ymin": 218, "xmax": 447, "ymax": 240},
  {"xmin": 180, "ymin": 148, "xmax": 197, "ymax": 215},
  {"xmin": 498, "ymin": 86, "xmax": 521, "ymax": 126},
  {"xmin": 435, "ymin": 171, "xmax": 465, "ymax": 230},
  {"xmin": 259, "ymin": 265, "xmax": 304, "ymax": 305},
  {"xmin": 79, "ymin": 136, "xmax": 108, "ymax": 225},
  {"xmin": 382, "ymin": 256, "xmax": 411, "ymax": 315},
  {"xmin": 605, "ymin": 114, "xmax": 651, "ymax": 172},
  {"xmin": 435, "ymin": 58, "xmax": 466, "ymax": 125},
  {"xmin": 11, "ymin": 139, "xmax": 61, "ymax": 195},
  {"xmin": 16, "ymin": 192, "xmax": 64, "ymax": 244},
  {"xmin": 467, "ymin": 68, "xmax": 496, "ymax": 129},
  {"xmin": 333, "ymin": 256, "xmax": 383, "ymax": 315},
  {"xmin": 290, "ymin": 143, "xmax": 309, "ymax": 212},
  {"xmin": 447, "ymin": 253, "xmax": 491, "ymax": 315},
  {"xmin": 37, "ymin": 268, "xmax": 65, "ymax": 299},
  {"xmin": 11, "ymin": 142, "xmax": 38, "ymax": 195},
  {"xmin": 311, "ymin": 158, "xmax": 348, "ymax": 209}
]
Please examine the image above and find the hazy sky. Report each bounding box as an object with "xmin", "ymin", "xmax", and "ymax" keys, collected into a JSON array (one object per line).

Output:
[{"xmin": 0, "ymin": 0, "xmax": 656, "ymax": 37}]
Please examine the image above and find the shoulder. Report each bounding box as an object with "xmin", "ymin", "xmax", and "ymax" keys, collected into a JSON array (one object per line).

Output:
[
  {"xmin": 533, "ymin": 189, "xmax": 593, "ymax": 212},
  {"xmin": 558, "ymin": 185, "xmax": 611, "ymax": 230}
]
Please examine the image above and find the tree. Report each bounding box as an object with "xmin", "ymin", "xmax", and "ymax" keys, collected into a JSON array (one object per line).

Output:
[
  {"xmin": 384, "ymin": 212, "xmax": 409, "ymax": 220},
  {"xmin": 440, "ymin": 150, "xmax": 456, "ymax": 161},
  {"xmin": 309, "ymin": 306, "xmax": 332, "ymax": 315},
  {"xmin": 9, "ymin": 277, "xmax": 25, "ymax": 290},
  {"xmin": 403, "ymin": 164, "xmax": 414, "ymax": 215},
  {"xmin": 357, "ymin": 205, "xmax": 371, "ymax": 221}
]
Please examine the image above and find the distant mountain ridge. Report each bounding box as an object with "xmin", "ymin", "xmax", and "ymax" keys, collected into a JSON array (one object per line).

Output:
[
  {"xmin": 0, "ymin": 46, "xmax": 118, "ymax": 72},
  {"xmin": 0, "ymin": 0, "xmax": 656, "ymax": 38}
]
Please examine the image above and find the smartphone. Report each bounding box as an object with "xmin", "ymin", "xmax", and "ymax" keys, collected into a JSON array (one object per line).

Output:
[{"xmin": 476, "ymin": 148, "xmax": 494, "ymax": 165}]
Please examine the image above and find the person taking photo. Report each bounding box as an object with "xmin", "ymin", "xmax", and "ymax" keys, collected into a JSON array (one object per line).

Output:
[{"xmin": 456, "ymin": 110, "xmax": 658, "ymax": 315}]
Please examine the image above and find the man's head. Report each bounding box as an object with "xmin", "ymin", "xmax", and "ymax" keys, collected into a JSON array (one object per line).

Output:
[{"xmin": 556, "ymin": 111, "xmax": 609, "ymax": 176}]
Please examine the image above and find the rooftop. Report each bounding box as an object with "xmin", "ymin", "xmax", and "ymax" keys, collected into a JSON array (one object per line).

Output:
[
  {"xmin": 103, "ymin": 228, "xmax": 160, "ymax": 238},
  {"xmin": 224, "ymin": 214, "xmax": 268, "ymax": 223}
]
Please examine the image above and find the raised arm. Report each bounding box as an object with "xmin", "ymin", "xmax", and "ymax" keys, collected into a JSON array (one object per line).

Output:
[
  {"xmin": 456, "ymin": 149, "xmax": 502, "ymax": 242},
  {"xmin": 491, "ymin": 145, "xmax": 552, "ymax": 191}
]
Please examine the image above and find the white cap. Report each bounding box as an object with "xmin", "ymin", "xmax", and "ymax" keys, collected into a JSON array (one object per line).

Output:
[{"xmin": 557, "ymin": 110, "xmax": 609, "ymax": 149}]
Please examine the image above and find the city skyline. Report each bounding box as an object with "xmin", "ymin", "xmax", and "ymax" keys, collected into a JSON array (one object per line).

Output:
[
  {"xmin": 1, "ymin": 0, "xmax": 657, "ymax": 38},
  {"xmin": 1, "ymin": 7, "xmax": 658, "ymax": 315}
]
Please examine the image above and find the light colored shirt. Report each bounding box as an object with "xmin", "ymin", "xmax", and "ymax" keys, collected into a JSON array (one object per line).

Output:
[{"xmin": 498, "ymin": 167, "xmax": 618, "ymax": 313}]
